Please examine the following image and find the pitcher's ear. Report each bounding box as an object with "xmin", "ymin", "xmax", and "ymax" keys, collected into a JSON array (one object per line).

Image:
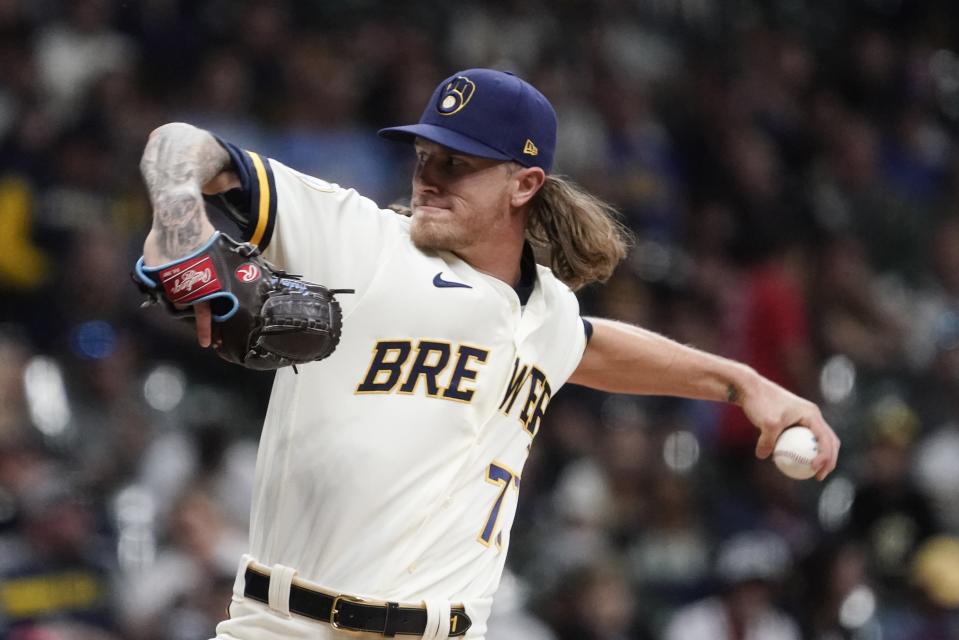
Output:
[{"xmin": 510, "ymin": 166, "xmax": 546, "ymax": 208}]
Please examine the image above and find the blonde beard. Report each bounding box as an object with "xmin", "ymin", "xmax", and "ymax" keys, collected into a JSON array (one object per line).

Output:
[
  {"xmin": 409, "ymin": 213, "xmax": 471, "ymax": 253},
  {"xmin": 409, "ymin": 199, "xmax": 514, "ymax": 254}
]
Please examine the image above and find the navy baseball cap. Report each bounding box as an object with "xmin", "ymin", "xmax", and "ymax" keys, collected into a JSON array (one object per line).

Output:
[{"xmin": 378, "ymin": 68, "xmax": 557, "ymax": 173}]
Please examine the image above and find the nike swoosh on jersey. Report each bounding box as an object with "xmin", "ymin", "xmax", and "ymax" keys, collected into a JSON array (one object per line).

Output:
[{"xmin": 433, "ymin": 272, "xmax": 472, "ymax": 289}]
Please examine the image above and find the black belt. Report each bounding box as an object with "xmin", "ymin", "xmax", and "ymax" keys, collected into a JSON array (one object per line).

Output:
[{"xmin": 243, "ymin": 566, "xmax": 472, "ymax": 637}]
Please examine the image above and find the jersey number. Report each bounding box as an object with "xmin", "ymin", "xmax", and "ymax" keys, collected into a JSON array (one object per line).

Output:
[{"xmin": 478, "ymin": 462, "xmax": 519, "ymax": 548}]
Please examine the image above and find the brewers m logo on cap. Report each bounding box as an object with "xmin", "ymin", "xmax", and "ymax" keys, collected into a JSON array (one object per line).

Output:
[
  {"xmin": 379, "ymin": 68, "xmax": 558, "ymax": 172},
  {"xmin": 437, "ymin": 76, "xmax": 476, "ymax": 116}
]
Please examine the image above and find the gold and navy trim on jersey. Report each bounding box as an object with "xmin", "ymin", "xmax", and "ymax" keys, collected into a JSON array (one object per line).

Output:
[
  {"xmin": 212, "ymin": 137, "xmax": 277, "ymax": 251},
  {"xmin": 244, "ymin": 150, "xmax": 277, "ymax": 248}
]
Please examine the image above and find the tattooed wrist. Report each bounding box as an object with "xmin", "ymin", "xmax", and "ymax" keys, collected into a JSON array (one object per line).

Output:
[{"xmin": 141, "ymin": 123, "xmax": 228, "ymax": 259}]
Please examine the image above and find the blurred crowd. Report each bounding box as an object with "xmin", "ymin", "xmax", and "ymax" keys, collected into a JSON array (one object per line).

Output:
[{"xmin": 4, "ymin": 0, "xmax": 959, "ymax": 638}]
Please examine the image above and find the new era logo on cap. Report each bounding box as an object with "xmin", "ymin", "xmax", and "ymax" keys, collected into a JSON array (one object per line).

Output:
[{"xmin": 378, "ymin": 68, "xmax": 557, "ymax": 173}]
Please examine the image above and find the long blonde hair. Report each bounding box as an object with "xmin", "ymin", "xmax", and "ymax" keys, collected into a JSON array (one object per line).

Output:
[
  {"xmin": 526, "ymin": 174, "xmax": 631, "ymax": 291},
  {"xmin": 389, "ymin": 173, "xmax": 631, "ymax": 291}
]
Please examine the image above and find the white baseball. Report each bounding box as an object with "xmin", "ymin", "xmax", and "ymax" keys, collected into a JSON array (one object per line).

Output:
[{"xmin": 773, "ymin": 426, "xmax": 819, "ymax": 480}]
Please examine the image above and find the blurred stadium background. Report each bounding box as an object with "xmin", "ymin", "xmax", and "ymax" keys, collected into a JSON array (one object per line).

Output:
[{"xmin": 4, "ymin": 0, "xmax": 959, "ymax": 638}]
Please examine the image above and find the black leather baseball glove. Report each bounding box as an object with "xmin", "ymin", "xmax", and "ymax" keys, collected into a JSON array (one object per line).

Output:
[{"xmin": 133, "ymin": 232, "xmax": 350, "ymax": 370}]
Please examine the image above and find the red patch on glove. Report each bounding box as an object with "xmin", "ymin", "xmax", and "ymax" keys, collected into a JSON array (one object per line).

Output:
[{"xmin": 159, "ymin": 254, "xmax": 222, "ymax": 304}]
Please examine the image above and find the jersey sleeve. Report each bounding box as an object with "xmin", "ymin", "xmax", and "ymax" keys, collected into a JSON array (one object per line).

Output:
[
  {"xmin": 209, "ymin": 137, "xmax": 402, "ymax": 290},
  {"xmin": 563, "ymin": 306, "xmax": 589, "ymax": 381},
  {"xmin": 554, "ymin": 283, "xmax": 590, "ymax": 385},
  {"xmin": 210, "ymin": 138, "xmax": 278, "ymax": 249}
]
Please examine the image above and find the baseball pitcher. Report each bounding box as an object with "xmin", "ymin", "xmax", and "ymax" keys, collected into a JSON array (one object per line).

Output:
[{"xmin": 135, "ymin": 69, "xmax": 839, "ymax": 639}]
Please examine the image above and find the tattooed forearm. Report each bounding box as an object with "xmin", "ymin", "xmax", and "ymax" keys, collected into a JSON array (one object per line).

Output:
[
  {"xmin": 160, "ymin": 210, "xmax": 206, "ymax": 258},
  {"xmin": 140, "ymin": 123, "xmax": 228, "ymax": 261},
  {"xmin": 149, "ymin": 187, "xmax": 209, "ymax": 258}
]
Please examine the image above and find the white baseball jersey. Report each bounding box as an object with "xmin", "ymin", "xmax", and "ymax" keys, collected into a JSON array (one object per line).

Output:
[{"xmin": 212, "ymin": 140, "xmax": 588, "ymax": 637}]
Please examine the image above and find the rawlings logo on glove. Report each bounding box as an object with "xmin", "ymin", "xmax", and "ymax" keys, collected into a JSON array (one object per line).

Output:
[
  {"xmin": 132, "ymin": 232, "xmax": 351, "ymax": 370},
  {"xmin": 164, "ymin": 258, "xmax": 218, "ymax": 302},
  {"xmin": 235, "ymin": 263, "xmax": 261, "ymax": 283}
]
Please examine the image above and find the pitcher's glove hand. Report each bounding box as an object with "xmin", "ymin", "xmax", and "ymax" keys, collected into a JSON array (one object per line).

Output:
[{"xmin": 132, "ymin": 231, "xmax": 351, "ymax": 370}]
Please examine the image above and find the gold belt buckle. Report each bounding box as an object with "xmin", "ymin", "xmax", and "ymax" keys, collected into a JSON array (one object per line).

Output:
[{"xmin": 329, "ymin": 593, "xmax": 369, "ymax": 630}]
